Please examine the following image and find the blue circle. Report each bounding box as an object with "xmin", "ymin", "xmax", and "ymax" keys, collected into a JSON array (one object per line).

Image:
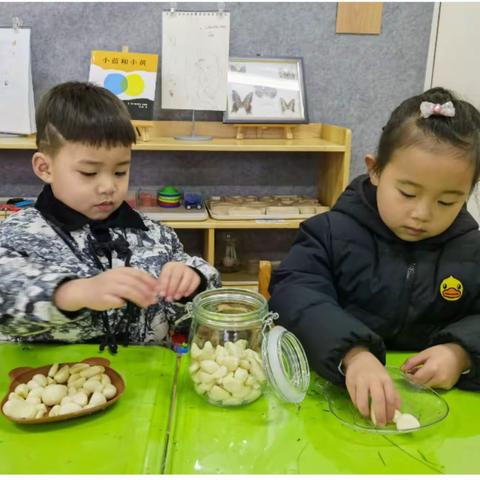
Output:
[{"xmin": 104, "ymin": 73, "xmax": 127, "ymax": 95}]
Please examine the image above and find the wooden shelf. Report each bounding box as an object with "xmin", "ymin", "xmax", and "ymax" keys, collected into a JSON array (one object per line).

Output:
[
  {"xmin": 0, "ymin": 135, "xmax": 36, "ymax": 149},
  {"xmin": 163, "ymin": 218, "xmax": 304, "ymax": 229},
  {"xmin": 221, "ymin": 270, "xmax": 258, "ymax": 287},
  {"xmin": 0, "ymin": 120, "xmax": 351, "ymax": 288},
  {"xmin": 0, "ymin": 121, "xmax": 348, "ymax": 153}
]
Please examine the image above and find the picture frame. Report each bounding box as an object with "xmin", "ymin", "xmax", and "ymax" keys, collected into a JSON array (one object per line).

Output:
[{"xmin": 223, "ymin": 56, "xmax": 308, "ymax": 124}]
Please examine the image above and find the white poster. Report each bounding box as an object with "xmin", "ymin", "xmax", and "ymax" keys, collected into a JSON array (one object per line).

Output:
[
  {"xmin": 0, "ymin": 28, "xmax": 36, "ymax": 134},
  {"xmin": 161, "ymin": 11, "xmax": 230, "ymax": 111}
]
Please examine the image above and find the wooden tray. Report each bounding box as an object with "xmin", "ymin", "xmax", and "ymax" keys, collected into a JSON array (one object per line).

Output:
[{"xmin": 1, "ymin": 357, "xmax": 125, "ymax": 424}]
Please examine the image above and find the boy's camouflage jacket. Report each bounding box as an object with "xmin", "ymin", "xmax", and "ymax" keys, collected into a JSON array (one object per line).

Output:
[{"xmin": 0, "ymin": 208, "xmax": 220, "ymax": 345}]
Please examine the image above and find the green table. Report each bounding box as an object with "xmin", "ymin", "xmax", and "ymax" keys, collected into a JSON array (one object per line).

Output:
[
  {"xmin": 0, "ymin": 342, "xmax": 177, "ymax": 474},
  {"xmin": 165, "ymin": 352, "xmax": 480, "ymax": 474}
]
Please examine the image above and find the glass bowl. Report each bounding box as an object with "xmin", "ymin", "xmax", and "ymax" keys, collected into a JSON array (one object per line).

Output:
[{"xmin": 321, "ymin": 366, "xmax": 449, "ymax": 434}]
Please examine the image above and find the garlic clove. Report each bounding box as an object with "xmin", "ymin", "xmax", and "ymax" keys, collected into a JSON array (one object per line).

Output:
[
  {"xmin": 26, "ymin": 379, "xmax": 41, "ymax": 390},
  {"xmin": 102, "ymin": 384, "xmax": 117, "ymax": 400},
  {"xmin": 71, "ymin": 391, "xmax": 89, "ymax": 407},
  {"xmin": 47, "ymin": 363, "xmax": 59, "ymax": 378},
  {"xmin": 395, "ymin": 413, "xmax": 421, "ymax": 431},
  {"xmin": 32, "ymin": 374, "xmax": 48, "ymax": 387},
  {"xmin": 48, "ymin": 405, "xmax": 61, "ymax": 417},
  {"xmin": 100, "ymin": 374, "xmax": 111, "ymax": 385},
  {"xmin": 59, "ymin": 402, "xmax": 82, "ymax": 415},
  {"xmin": 83, "ymin": 379, "xmax": 103, "ymax": 394},
  {"xmin": 393, "ymin": 409, "xmax": 402, "ymax": 423},
  {"xmin": 3, "ymin": 399, "xmax": 37, "ymax": 419},
  {"xmin": 69, "ymin": 363, "xmax": 90, "ymax": 375},
  {"xmin": 53, "ymin": 365, "xmax": 70, "ymax": 384},
  {"xmin": 79, "ymin": 365, "xmax": 105, "ymax": 379},
  {"xmin": 88, "ymin": 391, "xmax": 107, "ymax": 407},
  {"xmin": 41, "ymin": 384, "xmax": 68, "ymax": 406}
]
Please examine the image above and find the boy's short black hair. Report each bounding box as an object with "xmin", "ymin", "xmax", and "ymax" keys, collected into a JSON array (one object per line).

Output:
[
  {"xmin": 36, "ymin": 81, "xmax": 137, "ymax": 156},
  {"xmin": 376, "ymin": 87, "xmax": 480, "ymax": 189}
]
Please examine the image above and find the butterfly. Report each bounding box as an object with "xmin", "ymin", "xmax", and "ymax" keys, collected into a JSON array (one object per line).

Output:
[
  {"xmin": 279, "ymin": 69, "xmax": 296, "ymax": 80},
  {"xmin": 254, "ymin": 86, "xmax": 277, "ymax": 99},
  {"xmin": 231, "ymin": 90, "xmax": 254, "ymax": 114},
  {"xmin": 280, "ymin": 98, "xmax": 295, "ymax": 113},
  {"xmin": 230, "ymin": 64, "xmax": 246, "ymax": 73}
]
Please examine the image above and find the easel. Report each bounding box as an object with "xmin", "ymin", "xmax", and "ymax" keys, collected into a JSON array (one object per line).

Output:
[
  {"xmin": 233, "ymin": 124, "xmax": 297, "ymax": 140},
  {"xmin": 121, "ymin": 45, "xmax": 153, "ymax": 143}
]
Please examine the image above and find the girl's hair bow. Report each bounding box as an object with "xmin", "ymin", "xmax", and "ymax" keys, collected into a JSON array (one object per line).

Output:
[{"xmin": 420, "ymin": 101, "xmax": 456, "ymax": 119}]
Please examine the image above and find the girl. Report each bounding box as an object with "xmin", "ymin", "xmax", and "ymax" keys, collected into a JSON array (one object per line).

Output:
[{"xmin": 269, "ymin": 87, "xmax": 480, "ymax": 426}]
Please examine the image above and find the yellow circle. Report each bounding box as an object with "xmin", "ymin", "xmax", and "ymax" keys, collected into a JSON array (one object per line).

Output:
[{"xmin": 125, "ymin": 74, "xmax": 144, "ymax": 97}]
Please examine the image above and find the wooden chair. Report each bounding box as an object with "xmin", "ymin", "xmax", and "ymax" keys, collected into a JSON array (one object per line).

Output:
[{"xmin": 258, "ymin": 260, "xmax": 272, "ymax": 300}]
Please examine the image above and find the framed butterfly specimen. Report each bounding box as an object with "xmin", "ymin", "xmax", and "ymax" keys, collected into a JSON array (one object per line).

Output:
[{"xmin": 223, "ymin": 56, "xmax": 308, "ymax": 123}]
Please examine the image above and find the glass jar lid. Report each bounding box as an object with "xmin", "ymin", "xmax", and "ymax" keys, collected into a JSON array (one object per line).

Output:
[
  {"xmin": 191, "ymin": 288, "xmax": 268, "ymax": 330},
  {"xmin": 261, "ymin": 325, "xmax": 310, "ymax": 404}
]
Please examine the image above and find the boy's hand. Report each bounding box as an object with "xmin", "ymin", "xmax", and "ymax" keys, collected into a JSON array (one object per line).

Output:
[
  {"xmin": 343, "ymin": 346, "xmax": 401, "ymax": 426},
  {"xmin": 401, "ymin": 343, "xmax": 471, "ymax": 389},
  {"xmin": 157, "ymin": 261, "xmax": 201, "ymax": 302},
  {"xmin": 54, "ymin": 267, "xmax": 158, "ymax": 311}
]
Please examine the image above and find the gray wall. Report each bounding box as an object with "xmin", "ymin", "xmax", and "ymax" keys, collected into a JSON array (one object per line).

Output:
[{"xmin": 0, "ymin": 2, "xmax": 434, "ymax": 197}]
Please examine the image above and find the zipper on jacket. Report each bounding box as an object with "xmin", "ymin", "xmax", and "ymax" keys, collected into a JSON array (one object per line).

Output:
[{"xmin": 393, "ymin": 262, "xmax": 416, "ymax": 337}]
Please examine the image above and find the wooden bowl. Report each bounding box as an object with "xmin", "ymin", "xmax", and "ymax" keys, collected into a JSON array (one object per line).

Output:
[{"xmin": 1, "ymin": 357, "xmax": 125, "ymax": 424}]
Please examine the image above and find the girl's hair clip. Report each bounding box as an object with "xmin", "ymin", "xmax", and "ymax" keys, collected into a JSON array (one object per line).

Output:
[{"xmin": 420, "ymin": 101, "xmax": 455, "ymax": 119}]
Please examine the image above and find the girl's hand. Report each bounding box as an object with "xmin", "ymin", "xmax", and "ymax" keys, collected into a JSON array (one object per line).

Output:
[
  {"xmin": 401, "ymin": 343, "xmax": 471, "ymax": 389},
  {"xmin": 54, "ymin": 267, "xmax": 159, "ymax": 311},
  {"xmin": 343, "ymin": 346, "xmax": 401, "ymax": 426},
  {"xmin": 157, "ymin": 262, "xmax": 201, "ymax": 302}
]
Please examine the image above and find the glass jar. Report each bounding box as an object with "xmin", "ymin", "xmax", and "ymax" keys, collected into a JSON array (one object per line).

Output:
[{"xmin": 183, "ymin": 288, "xmax": 310, "ymax": 407}]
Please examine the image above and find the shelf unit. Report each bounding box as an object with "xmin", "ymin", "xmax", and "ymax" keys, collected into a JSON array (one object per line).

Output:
[{"xmin": 0, "ymin": 121, "xmax": 351, "ymax": 288}]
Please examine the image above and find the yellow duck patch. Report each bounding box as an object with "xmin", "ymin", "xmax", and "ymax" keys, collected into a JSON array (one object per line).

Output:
[{"xmin": 440, "ymin": 275, "xmax": 463, "ymax": 301}]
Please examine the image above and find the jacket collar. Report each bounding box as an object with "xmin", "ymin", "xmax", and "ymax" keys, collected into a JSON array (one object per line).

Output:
[{"xmin": 34, "ymin": 184, "xmax": 147, "ymax": 232}]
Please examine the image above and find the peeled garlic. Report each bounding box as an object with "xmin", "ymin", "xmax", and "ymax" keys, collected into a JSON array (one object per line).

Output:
[
  {"xmin": 53, "ymin": 365, "xmax": 70, "ymax": 384},
  {"xmin": 4, "ymin": 362, "xmax": 116, "ymax": 421},
  {"xmin": 27, "ymin": 379, "xmax": 41, "ymax": 390},
  {"xmin": 70, "ymin": 391, "xmax": 89, "ymax": 407},
  {"xmin": 41, "ymin": 384, "xmax": 68, "ymax": 406},
  {"xmin": 83, "ymin": 379, "xmax": 103, "ymax": 394},
  {"xmin": 9, "ymin": 392, "xmax": 24, "ymax": 402},
  {"xmin": 102, "ymin": 384, "xmax": 117, "ymax": 400},
  {"xmin": 32, "ymin": 374, "xmax": 48, "ymax": 387},
  {"xmin": 88, "ymin": 391, "xmax": 107, "ymax": 407},
  {"xmin": 79, "ymin": 365, "xmax": 105, "ymax": 379},
  {"xmin": 2, "ymin": 399, "xmax": 37, "ymax": 419},
  {"xmin": 14, "ymin": 383, "xmax": 30, "ymax": 398},
  {"xmin": 370, "ymin": 406, "xmax": 421, "ymax": 432},
  {"xmin": 35, "ymin": 404, "xmax": 47, "ymax": 418},
  {"xmin": 48, "ymin": 405, "xmax": 61, "ymax": 417},
  {"xmin": 25, "ymin": 395, "xmax": 41, "ymax": 405},
  {"xmin": 69, "ymin": 363, "xmax": 90, "ymax": 375},
  {"xmin": 100, "ymin": 374, "xmax": 112, "ymax": 385},
  {"xmin": 200, "ymin": 360, "xmax": 219, "ymax": 374},
  {"xmin": 189, "ymin": 339, "xmax": 266, "ymax": 406},
  {"xmin": 393, "ymin": 409, "xmax": 402, "ymax": 423},
  {"xmin": 395, "ymin": 413, "xmax": 421, "ymax": 431},
  {"xmin": 48, "ymin": 363, "xmax": 59, "ymax": 378},
  {"xmin": 59, "ymin": 402, "xmax": 83, "ymax": 415},
  {"xmin": 28, "ymin": 387, "xmax": 44, "ymax": 399}
]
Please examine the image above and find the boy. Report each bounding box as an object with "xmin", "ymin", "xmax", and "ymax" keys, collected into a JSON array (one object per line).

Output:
[{"xmin": 0, "ymin": 82, "xmax": 220, "ymax": 352}]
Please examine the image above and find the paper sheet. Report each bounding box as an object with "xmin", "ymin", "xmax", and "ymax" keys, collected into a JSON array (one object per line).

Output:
[
  {"xmin": 161, "ymin": 11, "xmax": 230, "ymax": 111},
  {"xmin": 0, "ymin": 28, "xmax": 35, "ymax": 134}
]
